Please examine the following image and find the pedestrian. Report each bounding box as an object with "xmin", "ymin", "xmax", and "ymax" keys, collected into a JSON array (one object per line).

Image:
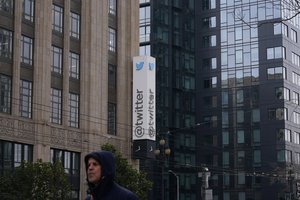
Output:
[{"xmin": 85, "ymin": 150, "xmax": 140, "ymax": 200}]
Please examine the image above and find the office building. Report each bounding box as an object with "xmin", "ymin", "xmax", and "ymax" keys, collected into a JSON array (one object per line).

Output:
[
  {"xmin": 0, "ymin": 0, "xmax": 138, "ymax": 199},
  {"xmin": 140, "ymin": 0, "xmax": 300, "ymax": 199},
  {"xmin": 139, "ymin": 0, "xmax": 198, "ymax": 199}
]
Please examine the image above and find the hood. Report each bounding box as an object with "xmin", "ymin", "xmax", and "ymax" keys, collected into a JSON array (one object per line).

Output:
[{"xmin": 84, "ymin": 150, "xmax": 116, "ymax": 182}]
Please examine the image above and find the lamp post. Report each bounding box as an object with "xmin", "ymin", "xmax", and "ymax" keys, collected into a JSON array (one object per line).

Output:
[
  {"xmin": 154, "ymin": 138, "xmax": 171, "ymax": 200},
  {"xmin": 168, "ymin": 170, "xmax": 179, "ymax": 200}
]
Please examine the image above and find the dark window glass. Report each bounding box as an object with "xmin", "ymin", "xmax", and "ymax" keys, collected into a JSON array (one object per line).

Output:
[
  {"xmin": 52, "ymin": 46, "xmax": 62, "ymax": 74},
  {"xmin": 50, "ymin": 148, "xmax": 80, "ymax": 200},
  {"xmin": 108, "ymin": 103, "xmax": 116, "ymax": 135},
  {"xmin": 0, "ymin": 74, "xmax": 11, "ymax": 114},
  {"xmin": 50, "ymin": 88, "xmax": 62, "ymax": 124},
  {"xmin": 0, "ymin": 0, "xmax": 13, "ymax": 14},
  {"xmin": 20, "ymin": 80, "xmax": 32, "ymax": 118},
  {"xmin": 69, "ymin": 93, "xmax": 79, "ymax": 128},
  {"xmin": 0, "ymin": 28, "xmax": 13, "ymax": 60}
]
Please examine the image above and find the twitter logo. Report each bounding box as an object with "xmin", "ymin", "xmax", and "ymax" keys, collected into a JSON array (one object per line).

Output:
[
  {"xmin": 136, "ymin": 62, "xmax": 144, "ymax": 71},
  {"xmin": 149, "ymin": 63, "xmax": 155, "ymax": 71}
]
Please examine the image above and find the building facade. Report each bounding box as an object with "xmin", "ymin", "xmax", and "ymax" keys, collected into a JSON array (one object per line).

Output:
[
  {"xmin": 0, "ymin": 0, "xmax": 139, "ymax": 199},
  {"xmin": 139, "ymin": 0, "xmax": 198, "ymax": 200},
  {"xmin": 140, "ymin": 0, "xmax": 300, "ymax": 200}
]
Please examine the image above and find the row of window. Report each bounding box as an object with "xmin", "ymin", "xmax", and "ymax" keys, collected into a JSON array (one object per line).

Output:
[
  {"xmin": 51, "ymin": 46, "xmax": 80, "ymax": 79},
  {"xmin": 222, "ymin": 148, "xmax": 300, "ymax": 168},
  {"xmin": 0, "ymin": 74, "xmax": 117, "ymax": 134},
  {"xmin": 274, "ymin": 22, "xmax": 298, "ymax": 43},
  {"xmin": 223, "ymin": 150, "xmax": 261, "ymax": 168},
  {"xmin": 0, "ymin": 140, "xmax": 80, "ymax": 199},
  {"xmin": 0, "ymin": 74, "xmax": 80, "ymax": 128},
  {"xmin": 52, "ymin": 4, "xmax": 80, "ymax": 39},
  {"xmin": 222, "ymin": 129, "xmax": 260, "ymax": 146},
  {"xmin": 279, "ymin": 128, "xmax": 300, "ymax": 145},
  {"xmin": 0, "ymin": 0, "xmax": 33, "ymax": 22}
]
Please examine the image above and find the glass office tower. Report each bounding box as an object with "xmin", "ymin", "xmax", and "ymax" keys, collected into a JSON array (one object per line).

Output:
[
  {"xmin": 139, "ymin": 0, "xmax": 197, "ymax": 200},
  {"xmin": 197, "ymin": 0, "xmax": 300, "ymax": 199}
]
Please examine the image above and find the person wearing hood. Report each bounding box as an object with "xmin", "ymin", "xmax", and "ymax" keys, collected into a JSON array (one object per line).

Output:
[{"xmin": 84, "ymin": 150, "xmax": 140, "ymax": 200}]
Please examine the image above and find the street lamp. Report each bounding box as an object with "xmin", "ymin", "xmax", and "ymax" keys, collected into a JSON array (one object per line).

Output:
[
  {"xmin": 168, "ymin": 170, "xmax": 179, "ymax": 200},
  {"xmin": 155, "ymin": 138, "xmax": 171, "ymax": 200}
]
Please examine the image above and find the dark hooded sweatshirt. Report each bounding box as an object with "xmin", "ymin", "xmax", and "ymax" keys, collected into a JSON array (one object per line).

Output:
[{"xmin": 84, "ymin": 150, "xmax": 140, "ymax": 200}]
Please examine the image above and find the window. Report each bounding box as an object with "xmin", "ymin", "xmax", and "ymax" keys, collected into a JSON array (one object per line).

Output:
[
  {"xmin": 204, "ymin": 76, "xmax": 217, "ymax": 88},
  {"xmin": 293, "ymin": 112, "xmax": 300, "ymax": 124},
  {"xmin": 108, "ymin": 0, "xmax": 116, "ymax": 15},
  {"xmin": 108, "ymin": 27, "xmax": 116, "ymax": 52},
  {"xmin": 202, "ymin": 0, "xmax": 216, "ymax": 10},
  {"xmin": 237, "ymin": 110, "xmax": 244, "ymax": 123},
  {"xmin": 252, "ymin": 109, "xmax": 260, "ymax": 123},
  {"xmin": 23, "ymin": 0, "xmax": 34, "ymax": 22},
  {"xmin": 203, "ymin": 57, "xmax": 217, "ymax": 70},
  {"xmin": 69, "ymin": 52, "xmax": 80, "ymax": 79},
  {"xmin": 0, "ymin": 141, "xmax": 33, "ymax": 173},
  {"xmin": 277, "ymin": 129, "xmax": 292, "ymax": 142},
  {"xmin": 293, "ymin": 91, "xmax": 299, "ymax": 105},
  {"xmin": 239, "ymin": 192, "xmax": 246, "ymax": 200},
  {"xmin": 294, "ymin": 132, "xmax": 300, "ymax": 144},
  {"xmin": 203, "ymin": 95, "xmax": 217, "ymax": 107},
  {"xmin": 0, "ymin": 28, "xmax": 13, "ymax": 60},
  {"xmin": 203, "ymin": 16, "xmax": 216, "ymax": 28},
  {"xmin": 236, "ymin": 90, "xmax": 244, "ymax": 106},
  {"xmin": 286, "ymin": 150, "xmax": 292, "ymax": 163},
  {"xmin": 139, "ymin": 6, "xmax": 150, "ymax": 43},
  {"xmin": 295, "ymin": 152, "xmax": 300, "ymax": 165},
  {"xmin": 253, "ymin": 129, "xmax": 260, "ymax": 144},
  {"xmin": 0, "ymin": 74, "xmax": 11, "ymax": 113},
  {"xmin": 292, "ymin": 52, "xmax": 300, "ymax": 67},
  {"xmin": 291, "ymin": 29, "xmax": 297, "ymax": 42},
  {"xmin": 273, "ymin": 23, "xmax": 288, "ymax": 36},
  {"xmin": 203, "ymin": 35, "xmax": 216, "ymax": 47},
  {"xmin": 0, "ymin": 0, "xmax": 13, "ymax": 14},
  {"xmin": 222, "ymin": 131, "xmax": 229, "ymax": 145},
  {"xmin": 253, "ymin": 150, "xmax": 261, "ymax": 165},
  {"xmin": 275, "ymin": 87, "xmax": 290, "ymax": 100},
  {"xmin": 20, "ymin": 35, "xmax": 33, "ymax": 65},
  {"xmin": 237, "ymin": 151, "xmax": 245, "ymax": 166},
  {"xmin": 268, "ymin": 108, "xmax": 287, "ymax": 120},
  {"xmin": 223, "ymin": 151, "xmax": 229, "ymax": 167},
  {"xmin": 292, "ymin": 72, "xmax": 300, "ymax": 86},
  {"xmin": 50, "ymin": 149, "xmax": 80, "ymax": 199},
  {"xmin": 223, "ymin": 173, "xmax": 230, "ymax": 186},
  {"xmin": 139, "ymin": 44, "xmax": 150, "ymax": 56},
  {"xmin": 52, "ymin": 46, "xmax": 62, "ymax": 74},
  {"xmin": 70, "ymin": 12, "xmax": 80, "ymax": 39},
  {"xmin": 267, "ymin": 67, "xmax": 286, "ymax": 80},
  {"xmin": 69, "ymin": 93, "xmax": 79, "ymax": 128},
  {"xmin": 203, "ymin": 115, "xmax": 217, "ymax": 127},
  {"xmin": 52, "ymin": 4, "xmax": 63, "ymax": 33},
  {"xmin": 237, "ymin": 172, "xmax": 245, "ymax": 185},
  {"xmin": 108, "ymin": 64, "xmax": 116, "ymax": 90},
  {"xmin": 20, "ymin": 80, "xmax": 32, "ymax": 118},
  {"xmin": 108, "ymin": 103, "xmax": 116, "ymax": 135},
  {"xmin": 277, "ymin": 150, "xmax": 285, "ymax": 162},
  {"xmin": 237, "ymin": 130, "xmax": 245, "ymax": 144},
  {"xmin": 267, "ymin": 46, "xmax": 285, "ymax": 59},
  {"xmin": 50, "ymin": 88, "xmax": 62, "ymax": 124}
]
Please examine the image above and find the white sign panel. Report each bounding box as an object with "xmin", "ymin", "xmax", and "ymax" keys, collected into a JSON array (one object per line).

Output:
[{"xmin": 132, "ymin": 56, "xmax": 156, "ymax": 141}]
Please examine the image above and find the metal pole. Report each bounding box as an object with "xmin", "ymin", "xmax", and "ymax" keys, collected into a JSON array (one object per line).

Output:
[
  {"xmin": 169, "ymin": 170, "xmax": 179, "ymax": 200},
  {"xmin": 162, "ymin": 160, "xmax": 164, "ymax": 200}
]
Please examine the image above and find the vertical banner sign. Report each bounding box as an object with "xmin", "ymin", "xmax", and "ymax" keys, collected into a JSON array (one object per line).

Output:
[{"xmin": 132, "ymin": 56, "xmax": 156, "ymax": 141}]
